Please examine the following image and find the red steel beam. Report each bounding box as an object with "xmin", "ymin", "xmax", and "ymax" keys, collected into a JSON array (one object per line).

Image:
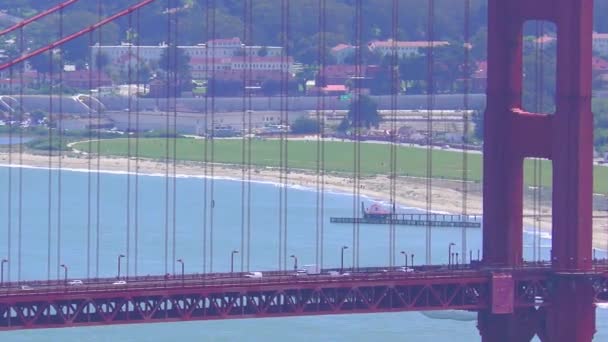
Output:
[
  {"xmin": 0, "ymin": 270, "xmax": 604, "ymax": 331},
  {"xmin": 0, "ymin": 0, "xmax": 156, "ymax": 71},
  {"xmin": 0, "ymin": 0, "xmax": 80, "ymax": 37}
]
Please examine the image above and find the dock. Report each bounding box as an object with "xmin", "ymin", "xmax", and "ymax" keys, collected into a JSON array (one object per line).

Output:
[{"xmin": 330, "ymin": 213, "xmax": 481, "ymax": 228}]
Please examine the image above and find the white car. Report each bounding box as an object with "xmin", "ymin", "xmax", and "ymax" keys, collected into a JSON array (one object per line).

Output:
[
  {"xmin": 112, "ymin": 280, "xmax": 127, "ymax": 285},
  {"xmin": 20, "ymin": 285, "xmax": 33, "ymax": 290},
  {"xmin": 244, "ymin": 272, "xmax": 263, "ymax": 279},
  {"xmin": 68, "ymin": 280, "xmax": 83, "ymax": 286}
]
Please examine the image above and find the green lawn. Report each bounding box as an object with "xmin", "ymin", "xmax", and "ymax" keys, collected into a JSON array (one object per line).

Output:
[{"xmin": 72, "ymin": 138, "xmax": 608, "ymax": 193}]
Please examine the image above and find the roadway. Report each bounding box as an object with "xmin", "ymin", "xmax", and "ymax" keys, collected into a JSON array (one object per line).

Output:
[{"xmin": 1, "ymin": 263, "xmax": 607, "ymax": 330}]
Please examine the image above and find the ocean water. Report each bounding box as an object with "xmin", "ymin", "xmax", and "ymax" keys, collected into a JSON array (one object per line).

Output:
[{"xmin": 0, "ymin": 166, "xmax": 605, "ymax": 341}]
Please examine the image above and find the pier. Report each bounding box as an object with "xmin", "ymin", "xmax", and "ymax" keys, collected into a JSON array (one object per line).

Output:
[{"xmin": 330, "ymin": 213, "xmax": 482, "ymax": 228}]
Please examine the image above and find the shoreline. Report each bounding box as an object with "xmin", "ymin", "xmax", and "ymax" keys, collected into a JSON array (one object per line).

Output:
[{"xmin": 0, "ymin": 151, "xmax": 606, "ymax": 249}]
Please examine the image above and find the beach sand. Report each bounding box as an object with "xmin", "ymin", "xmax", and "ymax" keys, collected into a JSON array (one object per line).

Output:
[{"xmin": 0, "ymin": 150, "xmax": 606, "ymax": 249}]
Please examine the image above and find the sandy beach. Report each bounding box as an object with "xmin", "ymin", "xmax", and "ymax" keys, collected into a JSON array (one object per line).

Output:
[{"xmin": 0, "ymin": 150, "xmax": 606, "ymax": 249}]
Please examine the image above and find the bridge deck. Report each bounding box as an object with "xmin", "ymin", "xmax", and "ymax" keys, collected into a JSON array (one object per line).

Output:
[{"xmin": 1, "ymin": 264, "xmax": 606, "ymax": 330}]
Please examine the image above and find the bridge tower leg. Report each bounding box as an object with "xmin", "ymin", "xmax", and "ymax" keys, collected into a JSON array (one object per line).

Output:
[{"xmin": 481, "ymin": 0, "xmax": 595, "ymax": 341}]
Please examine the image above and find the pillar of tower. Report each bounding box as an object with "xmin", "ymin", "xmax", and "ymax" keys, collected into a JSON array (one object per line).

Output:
[{"xmin": 481, "ymin": 0, "xmax": 595, "ymax": 340}]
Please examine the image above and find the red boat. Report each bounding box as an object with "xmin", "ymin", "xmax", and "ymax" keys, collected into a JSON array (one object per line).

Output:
[{"xmin": 361, "ymin": 202, "xmax": 394, "ymax": 219}]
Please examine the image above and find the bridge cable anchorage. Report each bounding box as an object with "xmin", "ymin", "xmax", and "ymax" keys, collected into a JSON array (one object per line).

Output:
[{"xmin": 425, "ymin": 0, "xmax": 436, "ymax": 265}]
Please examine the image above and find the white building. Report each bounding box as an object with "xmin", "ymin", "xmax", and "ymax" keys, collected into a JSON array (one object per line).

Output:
[
  {"xmin": 90, "ymin": 37, "xmax": 288, "ymax": 78},
  {"xmin": 330, "ymin": 44, "xmax": 356, "ymax": 64},
  {"xmin": 593, "ymin": 33, "xmax": 608, "ymax": 56},
  {"xmin": 367, "ymin": 39, "xmax": 450, "ymax": 58},
  {"xmin": 534, "ymin": 33, "xmax": 608, "ymax": 56}
]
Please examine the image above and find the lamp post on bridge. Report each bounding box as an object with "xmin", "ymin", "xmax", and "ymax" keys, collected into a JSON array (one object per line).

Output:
[
  {"xmin": 290, "ymin": 254, "xmax": 298, "ymax": 271},
  {"xmin": 230, "ymin": 250, "xmax": 239, "ymax": 273},
  {"xmin": 176, "ymin": 259, "xmax": 184, "ymax": 286},
  {"xmin": 448, "ymin": 242, "xmax": 456, "ymax": 268},
  {"xmin": 60, "ymin": 264, "xmax": 68, "ymax": 288},
  {"xmin": 117, "ymin": 254, "xmax": 125, "ymax": 279},
  {"xmin": 340, "ymin": 246, "xmax": 349, "ymax": 274},
  {"xmin": 1, "ymin": 259, "xmax": 8, "ymax": 286},
  {"xmin": 400, "ymin": 251, "xmax": 407, "ymax": 268}
]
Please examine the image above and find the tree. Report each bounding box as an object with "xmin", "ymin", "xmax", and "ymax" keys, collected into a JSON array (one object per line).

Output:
[
  {"xmin": 472, "ymin": 110, "xmax": 484, "ymax": 141},
  {"xmin": 400, "ymin": 55, "xmax": 427, "ymax": 93},
  {"xmin": 28, "ymin": 52, "xmax": 60, "ymax": 85},
  {"xmin": 291, "ymin": 117, "xmax": 320, "ymax": 134},
  {"xmin": 30, "ymin": 109, "xmax": 46, "ymax": 124},
  {"xmin": 347, "ymin": 95, "xmax": 381, "ymax": 129},
  {"xmin": 522, "ymin": 40, "xmax": 556, "ymax": 113},
  {"xmin": 257, "ymin": 46, "xmax": 269, "ymax": 57},
  {"xmin": 158, "ymin": 43, "xmax": 192, "ymax": 92}
]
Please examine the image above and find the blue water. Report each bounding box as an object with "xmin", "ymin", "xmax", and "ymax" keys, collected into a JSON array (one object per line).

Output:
[
  {"xmin": 0, "ymin": 136, "xmax": 34, "ymax": 145},
  {"xmin": 0, "ymin": 167, "xmax": 605, "ymax": 341}
]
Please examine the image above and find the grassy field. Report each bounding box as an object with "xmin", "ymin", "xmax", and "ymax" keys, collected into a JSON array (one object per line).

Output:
[{"xmin": 71, "ymin": 138, "xmax": 608, "ymax": 193}]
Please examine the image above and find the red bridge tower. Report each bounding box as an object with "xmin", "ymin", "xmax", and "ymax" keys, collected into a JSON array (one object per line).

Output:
[{"xmin": 481, "ymin": 0, "xmax": 595, "ymax": 340}]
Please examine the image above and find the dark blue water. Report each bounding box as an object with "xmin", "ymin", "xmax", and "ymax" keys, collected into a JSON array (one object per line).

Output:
[{"xmin": 0, "ymin": 167, "xmax": 604, "ymax": 341}]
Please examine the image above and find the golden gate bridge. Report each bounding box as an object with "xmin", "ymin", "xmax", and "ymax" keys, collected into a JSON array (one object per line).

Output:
[{"xmin": 0, "ymin": 0, "xmax": 606, "ymax": 341}]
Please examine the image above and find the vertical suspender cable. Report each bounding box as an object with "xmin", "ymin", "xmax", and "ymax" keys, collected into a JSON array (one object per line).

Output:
[
  {"xmin": 315, "ymin": 0, "xmax": 327, "ymax": 269},
  {"xmin": 56, "ymin": 7, "xmax": 65, "ymax": 280},
  {"xmin": 47, "ymin": 49, "xmax": 54, "ymax": 281},
  {"xmin": 6, "ymin": 52, "xmax": 13, "ymax": 284},
  {"xmin": 537, "ymin": 22, "xmax": 545, "ymax": 262},
  {"xmin": 461, "ymin": 0, "xmax": 470, "ymax": 263},
  {"xmin": 209, "ymin": 0, "xmax": 216, "ymax": 273},
  {"xmin": 17, "ymin": 25, "xmax": 24, "ymax": 282},
  {"xmin": 240, "ymin": 0, "xmax": 248, "ymax": 272},
  {"xmin": 352, "ymin": 0, "xmax": 363, "ymax": 270},
  {"xmin": 246, "ymin": 0, "xmax": 253, "ymax": 272},
  {"xmin": 87, "ymin": 30, "xmax": 93, "ymax": 279},
  {"xmin": 278, "ymin": 0, "xmax": 290, "ymax": 271},
  {"xmin": 126, "ymin": 13, "xmax": 133, "ymax": 278},
  {"xmin": 425, "ymin": 0, "xmax": 435, "ymax": 265},
  {"xmin": 163, "ymin": 0, "xmax": 171, "ymax": 276},
  {"xmin": 389, "ymin": 0, "xmax": 399, "ymax": 268},
  {"xmin": 202, "ymin": 0, "xmax": 210, "ymax": 274},
  {"xmin": 134, "ymin": 8, "xmax": 141, "ymax": 277},
  {"xmin": 283, "ymin": 0, "xmax": 291, "ymax": 272},
  {"xmin": 95, "ymin": 0, "xmax": 103, "ymax": 278},
  {"xmin": 171, "ymin": 0, "xmax": 179, "ymax": 277}
]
